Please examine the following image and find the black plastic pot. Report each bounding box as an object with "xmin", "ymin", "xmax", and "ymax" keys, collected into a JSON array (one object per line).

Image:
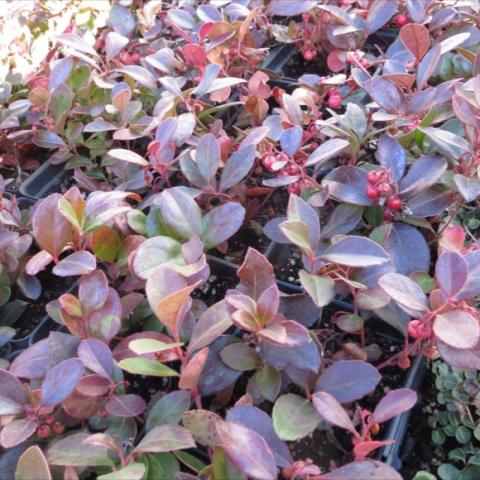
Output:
[{"xmin": 18, "ymin": 159, "xmax": 66, "ymax": 200}]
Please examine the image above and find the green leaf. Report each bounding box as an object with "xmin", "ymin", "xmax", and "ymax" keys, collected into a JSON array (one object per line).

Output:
[
  {"xmin": 254, "ymin": 366, "xmax": 281, "ymax": 402},
  {"xmin": 413, "ymin": 472, "xmax": 437, "ymax": 480},
  {"xmin": 299, "ymin": 270, "xmax": 335, "ymax": 307},
  {"xmin": 455, "ymin": 426, "xmax": 471, "ymax": 444},
  {"xmin": 174, "ymin": 451, "xmax": 207, "ymax": 474},
  {"xmin": 438, "ymin": 463, "xmax": 462, "ymax": 480},
  {"xmin": 432, "ymin": 429, "xmax": 446, "ymax": 445},
  {"xmin": 272, "ymin": 394, "xmax": 319, "ymax": 441},
  {"xmin": 98, "ymin": 463, "xmax": 145, "ymax": 479},
  {"xmin": 142, "ymin": 453, "xmax": 179, "ymax": 480},
  {"xmin": 146, "ymin": 391, "xmax": 191, "ymax": 431},
  {"xmin": 129, "ymin": 339, "xmax": 183, "ymax": 355},
  {"xmin": 15, "ymin": 446, "xmax": 52, "ymax": 480},
  {"xmin": 118, "ymin": 358, "xmax": 178, "ymax": 377},
  {"xmin": 279, "ymin": 220, "xmax": 313, "ymax": 255},
  {"xmin": 212, "ymin": 447, "xmax": 247, "ymax": 480}
]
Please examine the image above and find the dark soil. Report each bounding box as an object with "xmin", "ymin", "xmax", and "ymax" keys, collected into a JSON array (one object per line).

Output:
[
  {"xmin": 10, "ymin": 270, "xmax": 75, "ymax": 341},
  {"xmin": 283, "ymin": 52, "xmax": 328, "ymax": 79}
]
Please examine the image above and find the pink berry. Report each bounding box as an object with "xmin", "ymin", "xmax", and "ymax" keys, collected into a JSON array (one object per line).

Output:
[
  {"xmin": 37, "ymin": 424, "xmax": 51, "ymax": 439},
  {"xmin": 328, "ymin": 95, "xmax": 342, "ymax": 109},
  {"xmin": 367, "ymin": 170, "xmax": 381, "ymax": 185},
  {"xmin": 377, "ymin": 182, "xmax": 393, "ymax": 197},
  {"xmin": 407, "ymin": 320, "xmax": 420, "ymax": 338},
  {"xmin": 395, "ymin": 14, "xmax": 409, "ymax": 27},
  {"xmin": 366, "ymin": 186, "xmax": 379, "ymax": 200},
  {"xmin": 387, "ymin": 196, "xmax": 402, "ymax": 210}
]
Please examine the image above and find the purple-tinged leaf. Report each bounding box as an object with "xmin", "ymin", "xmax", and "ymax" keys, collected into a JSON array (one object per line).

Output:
[
  {"xmin": 47, "ymin": 432, "xmax": 112, "ymax": 467},
  {"xmin": 437, "ymin": 340, "xmax": 480, "ymax": 371},
  {"xmin": 76, "ymin": 375, "xmax": 111, "ymax": 397},
  {"xmin": 377, "ymin": 135, "xmax": 406, "ymax": 182},
  {"xmin": 406, "ymin": 186, "xmax": 450, "ymax": 217},
  {"xmin": 133, "ymin": 425, "xmax": 195, "ymax": 453},
  {"xmin": 321, "ymin": 204, "xmax": 363, "ymax": 240},
  {"xmin": 364, "ymin": 77, "xmax": 404, "ymax": 113},
  {"xmin": 106, "ymin": 394, "xmax": 146, "ymax": 417},
  {"xmin": 379, "ymin": 272, "xmax": 428, "ymax": 316},
  {"xmin": 436, "ymin": 251, "xmax": 468, "ymax": 297},
  {"xmin": 0, "ymin": 369, "xmax": 26, "ymax": 415},
  {"xmin": 192, "ymin": 64, "xmax": 221, "ymax": 97},
  {"xmin": 319, "ymin": 236, "xmax": 390, "ymax": 267},
  {"xmin": 9, "ymin": 338, "xmax": 50, "ymax": 379},
  {"xmin": 272, "ymin": 393, "xmax": 319, "ymax": 441},
  {"xmin": 312, "ymin": 391, "xmax": 357, "ymax": 434},
  {"xmin": 52, "ymin": 250, "xmax": 96, "ymax": 277},
  {"xmin": 41, "ymin": 358, "xmax": 84, "ymax": 406},
  {"xmin": 258, "ymin": 320, "xmax": 311, "ymax": 347},
  {"xmin": 57, "ymin": 33, "xmax": 97, "ymax": 56},
  {"xmin": 315, "ymin": 360, "xmax": 381, "ymax": 403},
  {"xmin": 105, "ymin": 31, "xmax": 129, "ymax": 63},
  {"xmin": 49, "ymin": 57, "xmax": 73, "ymax": 91},
  {"xmin": 220, "ymin": 344, "xmax": 260, "ymax": 371},
  {"xmin": 0, "ymin": 418, "xmax": 37, "ymax": 449},
  {"xmin": 216, "ymin": 421, "xmax": 277, "ymax": 480},
  {"xmin": 158, "ymin": 189, "xmax": 203, "ymax": 240},
  {"xmin": 179, "ymin": 347, "xmax": 209, "ymax": 390},
  {"xmin": 417, "ymin": 43, "xmax": 441, "ymax": 90},
  {"xmin": 32, "ymin": 194, "xmax": 75, "ymax": 259},
  {"xmin": 384, "ymin": 223, "xmax": 430, "ymax": 276},
  {"xmin": 227, "ymin": 406, "xmax": 293, "ymax": 468},
  {"xmin": 320, "ymin": 460, "xmax": 402, "ymax": 479},
  {"xmin": 399, "ymin": 155, "xmax": 447, "ymax": 198},
  {"xmin": 407, "ymin": 0, "xmax": 426, "ymax": 23},
  {"xmin": 202, "ymin": 202, "xmax": 245, "ymax": 249},
  {"xmin": 79, "ymin": 269, "xmax": 109, "ymax": 313},
  {"xmin": 372, "ymin": 388, "xmax": 417, "ymax": 423},
  {"xmin": 263, "ymin": 175, "xmax": 300, "ymax": 187},
  {"xmin": 256, "ymin": 284, "xmax": 280, "ymax": 324},
  {"xmin": 25, "ymin": 250, "xmax": 54, "ymax": 275},
  {"xmin": 454, "ymin": 174, "xmax": 480, "ymax": 202},
  {"xmin": 433, "ymin": 310, "xmax": 480, "ymax": 350},
  {"xmin": 83, "ymin": 120, "xmax": 117, "ymax": 132},
  {"xmin": 280, "ymin": 126, "xmax": 303, "ymax": 156},
  {"xmin": 323, "ymin": 166, "xmax": 375, "ymax": 206},
  {"xmin": 188, "ymin": 300, "xmax": 232, "ymax": 354},
  {"xmin": 305, "ymin": 138, "xmax": 350, "ymax": 167},
  {"xmin": 77, "ymin": 339, "xmax": 113, "ymax": 380},
  {"xmin": 282, "ymin": 93, "xmax": 303, "ymax": 126},
  {"xmin": 108, "ymin": 148, "xmax": 149, "ymax": 166},
  {"xmin": 220, "ymin": 145, "xmax": 256, "ymax": 191},
  {"xmin": 15, "ymin": 445, "xmax": 52, "ymax": 480},
  {"xmin": 366, "ymin": 0, "xmax": 398, "ymax": 34},
  {"xmin": 114, "ymin": 65, "xmax": 157, "ymax": 88},
  {"xmin": 417, "ymin": 127, "xmax": 471, "ymax": 159},
  {"xmin": 196, "ymin": 134, "xmax": 220, "ymax": 183},
  {"xmin": 267, "ymin": 0, "xmax": 316, "ymax": 16},
  {"xmin": 98, "ymin": 463, "xmax": 145, "ymax": 480}
]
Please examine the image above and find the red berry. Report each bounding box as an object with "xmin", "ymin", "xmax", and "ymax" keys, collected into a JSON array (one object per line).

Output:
[
  {"xmin": 395, "ymin": 14, "xmax": 409, "ymax": 27},
  {"xmin": 398, "ymin": 357, "xmax": 411, "ymax": 369},
  {"xmin": 303, "ymin": 49, "xmax": 315, "ymax": 61},
  {"xmin": 383, "ymin": 209, "xmax": 395, "ymax": 222},
  {"xmin": 407, "ymin": 320, "xmax": 420, "ymax": 338},
  {"xmin": 302, "ymin": 13, "xmax": 310, "ymax": 23},
  {"xmin": 328, "ymin": 95, "xmax": 342, "ymax": 109},
  {"xmin": 387, "ymin": 196, "xmax": 402, "ymax": 210},
  {"xmin": 360, "ymin": 59, "xmax": 369, "ymax": 68},
  {"xmin": 287, "ymin": 182, "xmax": 302, "ymax": 195},
  {"xmin": 377, "ymin": 182, "xmax": 393, "ymax": 197},
  {"xmin": 37, "ymin": 424, "xmax": 51, "ymax": 439},
  {"xmin": 366, "ymin": 186, "xmax": 379, "ymax": 200},
  {"xmin": 53, "ymin": 422, "xmax": 65, "ymax": 435},
  {"xmin": 44, "ymin": 415, "xmax": 55, "ymax": 425},
  {"xmin": 328, "ymin": 87, "xmax": 340, "ymax": 97},
  {"xmin": 97, "ymin": 407, "xmax": 107, "ymax": 418},
  {"xmin": 286, "ymin": 164, "xmax": 300, "ymax": 175},
  {"xmin": 367, "ymin": 170, "xmax": 381, "ymax": 184}
]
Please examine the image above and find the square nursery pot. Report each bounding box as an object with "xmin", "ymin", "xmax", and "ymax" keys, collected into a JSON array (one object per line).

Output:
[
  {"xmin": 18, "ymin": 159, "xmax": 67, "ymax": 201},
  {"xmin": 207, "ymin": 249, "xmax": 426, "ymax": 470}
]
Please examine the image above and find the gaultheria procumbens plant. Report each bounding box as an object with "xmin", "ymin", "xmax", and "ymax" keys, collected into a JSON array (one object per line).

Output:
[
  {"xmin": 26, "ymin": 187, "xmax": 141, "ymax": 277},
  {"xmin": 128, "ymin": 186, "xmax": 245, "ymax": 254}
]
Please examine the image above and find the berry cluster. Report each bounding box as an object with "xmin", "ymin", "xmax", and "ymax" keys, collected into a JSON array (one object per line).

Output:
[
  {"xmin": 36, "ymin": 415, "xmax": 65, "ymax": 439},
  {"xmin": 407, "ymin": 319, "xmax": 433, "ymax": 340},
  {"xmin": 365, "ymin": 168, "xmax": 402, "ymax": 220}
]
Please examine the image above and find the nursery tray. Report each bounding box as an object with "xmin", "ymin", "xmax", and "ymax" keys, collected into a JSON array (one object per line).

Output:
[
  {"xmin": 18, "ymin": 159, "xmax": 66, "ymax": 200},
  {"xmin": 208, "ymin": 252, "xmax": 425, "ymax": 469}
]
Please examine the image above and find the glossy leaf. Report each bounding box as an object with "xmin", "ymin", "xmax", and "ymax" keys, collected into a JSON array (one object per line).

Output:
[
  {"xmin": 15, "ymin": 446, "xmax": 52, "ymax": 480},
  {"xmin": 52, "ymin": 250, "xmax": 96, "ymax": 277},
  {"xmin": 433, "ymin": 310, "xmax": 480, "ymax": 350},
  {"xmin": 133, "ymin": 425, "xmax": 195, "ymax": 453},
  {"xmin": 272, "ymin": 393, "xmax": 319, "ymax": 441},
  {"xmin": 312, "ymin": 391, "xmax": 357, "ymax": 434},
  {"xmin": 299, "ymin": 270, "xmax": 335, "ymax": 307},
  {"xmin": 41, "ymin": 358, "xmax": 84, "ymax": 406},
  {"xmin": 372, "ymin": 388, "xmax": 417, "ymax": 423},
  {"xmin": 436, "ymin": 251, "xmax": 468, "ymax": 297}
]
